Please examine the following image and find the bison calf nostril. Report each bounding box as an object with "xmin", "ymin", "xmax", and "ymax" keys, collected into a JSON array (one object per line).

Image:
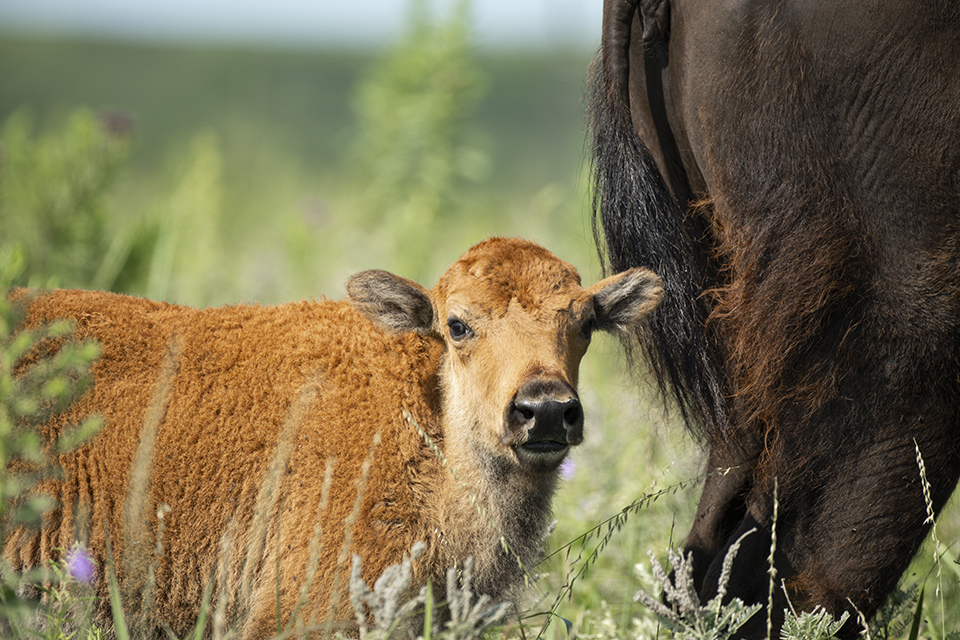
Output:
[
  {"xmin": 564, "ymin": 403, "xmax": 583, "ymax": 427},
  {"xmin": 513, "ymin": 403, "xmax": 535, "ymax": 423}
]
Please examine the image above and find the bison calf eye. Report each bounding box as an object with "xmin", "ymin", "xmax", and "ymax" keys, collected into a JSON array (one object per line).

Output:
[
  {"xmin": 447, "ymin": 318, "xmax": 472, "ymax": 341},
  {"xmin": 580, "ymin": 318, "xmax": 597, "ymax": 340}
]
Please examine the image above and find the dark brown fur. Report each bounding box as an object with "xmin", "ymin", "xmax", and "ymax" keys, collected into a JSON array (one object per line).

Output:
[{"xmin": 591, "ymin": 0, "xmax": 960, "ymax": 635}]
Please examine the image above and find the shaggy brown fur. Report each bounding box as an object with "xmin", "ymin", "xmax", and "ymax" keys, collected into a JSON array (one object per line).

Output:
[
  {"xmin": 591, "ymin": 0, "xmax": 960, "ymax": 636},
  {"xmin": 3, "ymin": 237, "xmax": 661, "ymax": 638}
]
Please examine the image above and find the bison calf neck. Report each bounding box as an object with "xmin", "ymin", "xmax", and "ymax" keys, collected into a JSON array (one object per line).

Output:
[{"xmin": 3, "ymin": 237, "xmax": 661, "ymax": 638}]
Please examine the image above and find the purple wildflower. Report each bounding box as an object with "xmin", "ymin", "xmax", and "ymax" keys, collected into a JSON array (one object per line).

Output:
[
  {"xmin": 560, "ymin": 456, "xmax": 576, "ymax": 481},
  {"xmin": 66, "ymin": 545, "xmax": 97, "ymax": 583}
]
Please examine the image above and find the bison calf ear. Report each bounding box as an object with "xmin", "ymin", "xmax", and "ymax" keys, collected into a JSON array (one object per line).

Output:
[
  {"xmin": 346, "ymin": 270, "xmax": 435, "ymax": 334},
  {"xmin": 588, "ymin": 268, "xmax": 663, "ymax": 337}
]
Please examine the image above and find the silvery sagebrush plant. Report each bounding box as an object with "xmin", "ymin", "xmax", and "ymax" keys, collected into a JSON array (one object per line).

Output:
[
  {"xmin": 633, "ymin": 529, "xmax": 761, "ymax": 640},
  {"xmin": 350, "ymin": 541, "xmax": 429, "ymax": 638},
  {"xmin": 635, "ymin": 528, "xmax": 858, "ymax": 640},
  {"xmin": 349, "ymin": 541, "xmax": 511, "ymax": 640},
  {"xmin": 438, "ymin": 556, "xmax": 512, "ymax": 640},
  {"xmin": 778, "ymin": 607, "xmax": 848, "ymax": 640}
]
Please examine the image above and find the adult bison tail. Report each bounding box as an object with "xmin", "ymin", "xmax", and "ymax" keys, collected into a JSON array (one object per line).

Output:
[{"xmin": 587, "ymin": 28, "xmax": 725, "ymax": 441}]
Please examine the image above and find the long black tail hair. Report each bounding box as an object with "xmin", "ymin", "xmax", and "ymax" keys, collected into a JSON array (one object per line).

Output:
[{"xmin": 587, "ymin": 2, "xmax": 726, "ymax": 443}]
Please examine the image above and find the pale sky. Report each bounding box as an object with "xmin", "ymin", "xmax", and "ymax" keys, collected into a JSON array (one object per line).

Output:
[{"xmin": 0, "ymin": 0, "xmax": 603, "ymax": 49}]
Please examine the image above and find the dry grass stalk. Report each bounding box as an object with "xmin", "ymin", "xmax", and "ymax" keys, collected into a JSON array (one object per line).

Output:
[
  {"xmin": 240, "ymin": 374, "xmax": 325, "ymax": 607},
  {"xmin": 120, "ymin": 335, "xmax": 182, "ymax": 620},
  {"xmin": 287, "ymin": 458, "xmax": 336, "ymax": 636},
  {"xmin": 321, "ymin": 429, "xmax": 382, "ymax": 634}
]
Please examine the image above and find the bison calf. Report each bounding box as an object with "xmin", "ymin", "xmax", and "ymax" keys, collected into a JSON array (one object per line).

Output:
[{"xmin": 3, "ymin": 237, "xmax": 661, "ymax": 638}]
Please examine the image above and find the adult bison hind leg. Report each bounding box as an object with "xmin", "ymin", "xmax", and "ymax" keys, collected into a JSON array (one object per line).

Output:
[
  {"xmin": 684, "ymin": 477, "xmax": 794, "ymax": 639},
  {"xmin": 698, "ymin": 420, "xmax": 960, "ymax": 639},
  {"xmin": 779, "ymin": 429, "xmax": 960, "ymax": 636}
]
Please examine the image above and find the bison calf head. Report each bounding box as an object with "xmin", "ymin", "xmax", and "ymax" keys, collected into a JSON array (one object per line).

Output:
[{"xmin": 347, "ymin": 237, "xmax": 661, "ymax": 475}]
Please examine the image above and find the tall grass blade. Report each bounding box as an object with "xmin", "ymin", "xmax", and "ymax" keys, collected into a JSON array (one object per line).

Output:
[
  {"xmin": 211, "ymin": 522, "xmax": 236, "ymax": 640},
  {"xmin": 122, "ymin": 334, "xmax": 181, "ymax": 620},
  {"xmin": 322, "ymin": 428, "xmax": 381, "ymax": 633},
  {"xmin": 423, "ymin": 579, "xmax": 434, "ymax": 640},
  {"xmin": 105, "ymin": 533, "xmax": 131, "ymax": 640},
  {"xmin": 284, "ymin": 458, "xmax": 335, "ymax": 636},
  {"xmin": 186, "ymin": 571, "xmax": 216, "ymax": 640},
  {"xmin": 767, "ymin": 478, "xmax": 778, "ymax": 640},
  {"xmin": 240, "ymin": 374, "xmax": 323, "ymax": 608},
  {"xmin": 908, "ymin": 587, "xmax": 924, "ymax": 640},
  {"xmin": 915, "ymin": 440, "xmax": 945, "ymax": 637}
]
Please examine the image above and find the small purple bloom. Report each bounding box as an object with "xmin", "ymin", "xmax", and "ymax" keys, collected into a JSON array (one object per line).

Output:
[
  {"xmin": 66, "ymin": 545, "xmax": 96, "ymax": 583},
  {"xmin": 560, "ymin": 456, "xmax": 576, "ymax": 480}
]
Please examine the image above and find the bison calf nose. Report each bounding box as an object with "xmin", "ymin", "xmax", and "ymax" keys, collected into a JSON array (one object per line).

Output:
[
  {"xmin": 506, "ymin": 379, "xmax": 584, "ymax": 473},
  {"xmin": 511, "ymin": 397, "xmax": 584, "ymax": 442}
]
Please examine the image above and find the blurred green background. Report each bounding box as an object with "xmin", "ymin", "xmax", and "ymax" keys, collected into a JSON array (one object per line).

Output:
[{"xmin": 0, "ymin": 20, "xmax": 599, "ymax": 305}]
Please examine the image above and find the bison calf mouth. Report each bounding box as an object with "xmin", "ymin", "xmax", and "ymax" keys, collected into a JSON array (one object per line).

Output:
[{"xmin": 504, "ymin": 378, "xmax": 584, "ymax": 474}]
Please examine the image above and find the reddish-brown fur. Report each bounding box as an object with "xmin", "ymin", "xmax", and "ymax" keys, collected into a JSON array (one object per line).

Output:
[{"xmin": 3, "ymin": 237, "xmax": 661, "ymax": 638}]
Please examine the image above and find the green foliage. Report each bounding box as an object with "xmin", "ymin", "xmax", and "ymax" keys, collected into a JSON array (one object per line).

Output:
[
  {"xmin": 144, "ymin": 132, "xmax": 224, "ymax": 305},
  {"xmin": 536, "ymin": 473, "xmax": 699, "ymax": 638},
  {"xmin": 0, "ymin": 109, "xmax": 131, "ymax": 290},
  {"xmin": 352, "ymin": 0, "xmax": 488, "ymax": 281},
  {"xmin": 576, "ymin": 600, "xmax": 664, "ymax": 640},
  {"xmin": 0, "ymin": 108, "xmax": 228, "ymax": 304},
  {"xmin": 0, "ymin": 245, "xmax": 102, "ymax": 529},
  {"xmin": 869, "ymin": 585, "xmax": 920, "ymax": 640},
  {"xmin": 0, "ymin": 244, "xmax": 104, "ymax": 637},
  {"xmin": 31, "ymin": 549, "xmax": 105, "ymax": 640}
]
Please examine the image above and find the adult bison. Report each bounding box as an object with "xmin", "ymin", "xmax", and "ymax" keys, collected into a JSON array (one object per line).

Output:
[
  {"xmin": 3, "ymin": 237, "xmax": 661, "ymax": 638},
  {"xmin": 589, "ymin": 0, "xmax": 960, "ymax": 634}
]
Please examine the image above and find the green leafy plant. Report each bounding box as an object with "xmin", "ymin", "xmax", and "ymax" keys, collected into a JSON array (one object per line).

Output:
[
  {"xmin": 351, "ymin": 0, "xmax": 488, "ymax": 281},
  {"xmin": 0, "ymin": 244, "xmax": 102, "ymax": 529},
  {"xmin": 778, "ymin": 608, "xmax": 849, "ymax": 640},
  {"xmin": 0, "ymin": 243, "xmax": 104, "ymax": 637},
  {"xmin": 0, "ymin": 109, "xmax": 131, "ymax": 290}
]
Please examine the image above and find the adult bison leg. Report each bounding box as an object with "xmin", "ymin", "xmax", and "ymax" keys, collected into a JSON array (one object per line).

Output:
[
  {"xmin": 686, "ymin": 449, "xmax": 789, "ymax": 637},
  {"xmin": 696, "ymin": 340, "xmax": 960, "ymax": 637},
  {"xmin": 771, "ymin": 381, "xmax": 960, "ymax": 624},
  {"xmin": 683, "ymin": 440, "xmax": 760, "ymax": 596}
]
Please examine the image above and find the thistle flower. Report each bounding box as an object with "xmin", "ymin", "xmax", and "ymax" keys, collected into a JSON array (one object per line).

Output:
[{"xmin": 66, "ymin": 544, "xmax": 97, "ymax": 583}]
